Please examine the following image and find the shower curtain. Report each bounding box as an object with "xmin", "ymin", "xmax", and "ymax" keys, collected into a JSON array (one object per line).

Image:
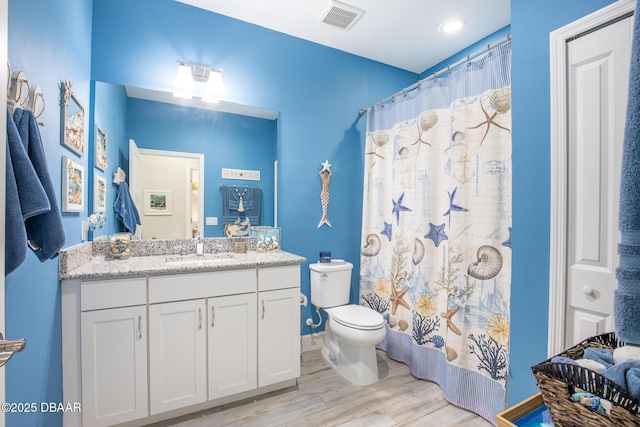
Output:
[{"xmin": 360, "ymin": 42, "xmax": 511, "ymax": 424}]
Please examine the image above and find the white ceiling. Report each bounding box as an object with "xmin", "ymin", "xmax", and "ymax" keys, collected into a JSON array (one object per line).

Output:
[{"xmin": 177, "ymin": 0, "xmax": 511, "ymax": 74}]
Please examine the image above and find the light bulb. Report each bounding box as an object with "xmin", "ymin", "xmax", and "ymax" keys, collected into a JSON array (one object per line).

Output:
[{"xmin": 173, "ymin": 63, "xmax": 195, "ymax": 98}]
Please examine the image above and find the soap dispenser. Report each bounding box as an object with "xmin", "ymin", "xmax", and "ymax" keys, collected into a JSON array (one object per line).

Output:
[{"xmin": 195, "ymin": 234, "xmax": 204, "ymax": 256}]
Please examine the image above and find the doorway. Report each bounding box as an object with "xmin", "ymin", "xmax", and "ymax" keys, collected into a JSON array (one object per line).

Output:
[{"xmin": 549, "ymin": 0, "xmax": 634, "ymax": 355}]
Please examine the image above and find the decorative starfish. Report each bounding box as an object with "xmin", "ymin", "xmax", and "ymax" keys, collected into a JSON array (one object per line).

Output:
[
  {"xmin": 468, "ymin": 101, "xmax": 512, "ymax": 145},
  {"xmin": 443, "ymin": 187, "xmax": 468, "ymax": 226},
  {"xmin": 390, "ymin": 285, "xmax": 410, "ymax": 315},
  {"xmin": 441, "ymin": 305, "xmax": 462, "ymax": 335},
  {"xmin": 321, "ymin": 159, "xmax": 332, "ymax": 172},
  {"xmin": 392, "ymin": 192, "xmax": 412, "ymax": 225},
  {"xmin": 381, "ymin": 222, "xmax": 392, "ymax": 241},
  {"xmin": 424, "ymin": 223, "xmax": 448, "ymax": 247},
  {"xmin": 502, "ymin": 226, "xmax": 512, "ymax": 248}
]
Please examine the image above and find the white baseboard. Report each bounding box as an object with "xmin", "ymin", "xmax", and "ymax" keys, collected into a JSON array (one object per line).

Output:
[{"xmin": 301, "ymin": 332, "xmax": 324, "ymax": 352}]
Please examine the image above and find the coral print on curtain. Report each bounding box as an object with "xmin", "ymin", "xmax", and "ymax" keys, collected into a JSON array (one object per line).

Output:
[{"xmin": 360, "ymin": 42, "xmax": 512, "ymax": 424}]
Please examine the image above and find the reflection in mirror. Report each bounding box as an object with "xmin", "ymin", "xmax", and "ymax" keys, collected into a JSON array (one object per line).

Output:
[{"xmin": 91, "ymin": 81, "xmax": 278, "ymax": 240}]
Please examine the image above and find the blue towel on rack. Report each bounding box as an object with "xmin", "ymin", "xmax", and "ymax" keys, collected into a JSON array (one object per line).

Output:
[
  {"xmin": 5, "ymin": 126, "xmax": 28, "ymax": 276},
  {"xmin": 7, "ymin": 109, "xmax": 49, "ymax": 220},
  {"xmin": 220, "ymin": 185, "xmax": 261, "ymax": 225},
  {"xmin": 616, "ymin": 0, "xmax": 640, "ymax": 344},
  {"xmin": 13, "ymin": 108, "xmax": 66, "ymax": 261},
  {"xmin": 229, "ymin": 185, "xmax": 253, "ymax": 211},
  {"xmin": 114, "ymin": 181, "xmax": 141, "ymax": 234}
]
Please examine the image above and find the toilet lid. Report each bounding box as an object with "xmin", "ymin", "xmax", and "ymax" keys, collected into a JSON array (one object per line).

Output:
[{"xmin": 330, "ymin": 305, "xmax": 385, "ymax": 330}]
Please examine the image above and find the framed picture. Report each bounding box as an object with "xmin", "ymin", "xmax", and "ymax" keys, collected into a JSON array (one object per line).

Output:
[
  {"xmin": 61, "ymin": 81, "xmax": 85, "ymax": 156},
  {"xmin": 94, "ymin": 124, "xmax": 108, "ymax": 171},
  {"xmin": 94, "ymin": 173, "xmax": 107, "ymax": 212},
  {"xmin": 62, "ymin": 156, "xmax": 85, "ymax": 212},
  {"xmin": 143, "ymin": 190, "xmax": 172, "ymax": 215}
]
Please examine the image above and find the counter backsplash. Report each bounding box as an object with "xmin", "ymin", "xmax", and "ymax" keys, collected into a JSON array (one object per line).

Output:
[{"xmin": 59, "ymin": 237, "xmax": 257, "ymax": 277}]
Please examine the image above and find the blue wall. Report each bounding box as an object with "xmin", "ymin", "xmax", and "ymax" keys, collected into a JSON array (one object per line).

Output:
[
  {"xmin": 126, "ymin": 98, "xmax": 276, "ymax": 236},
  {"xmin": 509, "ymin": 0, "xmax": 617, "ymax": 405},
  {"xmin": 7, "ymin": 0, "xmax": 92, "ymax": 425}
]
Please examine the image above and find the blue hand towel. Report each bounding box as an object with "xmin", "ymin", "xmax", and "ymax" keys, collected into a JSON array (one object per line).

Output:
[
  {"xmin": 6, "ymin": 109, "xmax": 49, "ymax": 220},
  {"xmin": 602, "ymin": 361, "xmax": 640, "ymax": 400},
  {"xmin": 228, "ymin": 185, "xmax": 253, "ymax": 211},
  {"xmin": 616, "ymin": 0, "xmax": 640, "ymax": 344},
  {"xmin": 13, "ymin": 108, "xmax": 66, "ymax": 260},
  {"xmin": 220, "ymin": 186, "xmax": 234, "ymax": 225},
  {"xmin": 551, "ymin": 356, "xmax": 577, "ymax": 365},
  {"xmin": 5, "ymin": 137, "xmax": 28, "ymax": 276},
  {"xmin": 583, "ymin": 347, "xmax": 614, "ymax": 368},
  {"xmin": 114, "ymin": 182, "xmax": 141, "ymax": 234},
  {"xmin": 220, "ymin": 186, "xmax": 262, "ymax": 225}
]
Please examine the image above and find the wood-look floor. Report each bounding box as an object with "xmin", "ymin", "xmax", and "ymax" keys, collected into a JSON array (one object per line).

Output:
[{"xmin": 152, "ymin": 349, "xmax": 495, "ymax": 427}]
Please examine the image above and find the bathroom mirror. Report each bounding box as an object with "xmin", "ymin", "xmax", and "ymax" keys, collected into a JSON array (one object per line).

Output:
[{"xmin": 91, "ymin": 81, "xmax": 278, "ymax": 240}]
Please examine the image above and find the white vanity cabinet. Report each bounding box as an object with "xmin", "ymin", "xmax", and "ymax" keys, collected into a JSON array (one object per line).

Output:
[
  {"xmin": 257, "ymin": 265, "xmax": 301, "ymax": 386},
  {"xmin": 148, "ymin": 299, "xmax": 207, "ymax": 414},
  {"xmin": 148, "ymin": 269, "xmax": 258, "ymax": 412},
  {"xmin": 76, "ymin": 277, "xmax": 148, "ymax": 427},
  {"xmin": 62, "ymin": 259, "xmax": 302, "ymax": 427},
  {"xmin": 208, "ymin": 293, "xmax": 257, "ymax": 399}
]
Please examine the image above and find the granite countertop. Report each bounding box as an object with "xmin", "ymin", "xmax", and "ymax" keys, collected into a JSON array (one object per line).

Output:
[{"xmin": 60, "ymin": 250, "xmax": 307, "ymax": 281}]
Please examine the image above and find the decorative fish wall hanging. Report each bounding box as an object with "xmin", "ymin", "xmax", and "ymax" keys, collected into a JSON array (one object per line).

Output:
[{"xmin": 318, "ymin": 159, "xmax": 332, "ymax": 228}]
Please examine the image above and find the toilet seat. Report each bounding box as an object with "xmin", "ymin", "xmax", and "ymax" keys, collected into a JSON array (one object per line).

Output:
[{"xmin": 329, "ymin": 305, "xmax": 384, "ymax": 330}]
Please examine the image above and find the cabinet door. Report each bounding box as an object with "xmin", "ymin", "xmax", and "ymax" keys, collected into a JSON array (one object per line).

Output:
[
  {"xmin": 208, "ymin": 294, "xmax": 257, "ymax": 400},
  {"xmin": 81, "ymin": 306, "xmax": 148, "ymax": 427},
  {"xmin": 258, "ymin": 288, "xmax": 301, "ymax": 386},
  {"xmin": 149, "ymin": 299, "xmax": 207, "ymax": 415}
]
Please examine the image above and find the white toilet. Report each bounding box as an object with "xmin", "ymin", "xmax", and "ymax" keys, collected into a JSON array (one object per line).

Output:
[{"xmin": 309, "ymin": 260, "xmax": 386, "ymax": 385}]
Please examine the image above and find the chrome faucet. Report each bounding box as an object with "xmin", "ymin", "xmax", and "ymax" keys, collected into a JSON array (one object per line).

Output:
[{"xmin": 196, "ymin": 234, "xmax": 204, "ymax": 256}]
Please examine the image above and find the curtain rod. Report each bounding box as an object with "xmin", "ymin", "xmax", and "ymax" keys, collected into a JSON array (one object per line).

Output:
[{"xmin": 359, "ymin": 33, "xmax": 512, "ymax": 115}]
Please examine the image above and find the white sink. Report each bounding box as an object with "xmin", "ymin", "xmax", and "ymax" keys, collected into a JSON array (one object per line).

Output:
[{"xmin": 165, "ymin": 253, "xmax": 233, "ymax": 266}]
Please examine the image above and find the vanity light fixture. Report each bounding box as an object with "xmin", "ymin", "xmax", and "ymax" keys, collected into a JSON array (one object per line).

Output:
[
  {"xmin": 173, "ymin": 61, "xmax": 225, "ymax": 103},
  {"xmin": 202, "ymin": 68, "xmax": 225, "ymax": 104},
  {"xmin": 439, "ymin": 18, "xmax": 466, "ymax": 34},
  {"xmin": 173, "ymin": 62, "xmax": 195, "ymax": 99}
]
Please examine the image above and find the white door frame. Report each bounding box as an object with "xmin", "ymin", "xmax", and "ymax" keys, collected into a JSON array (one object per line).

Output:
[{"xmin": 549, "ymin": 0, "xmax": 636, "ymax": 357}]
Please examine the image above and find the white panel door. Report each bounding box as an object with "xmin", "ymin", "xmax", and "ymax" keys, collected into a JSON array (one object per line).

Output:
[
  {"xmin": 149, "ymin": 299, "xmax": 207, "ymax": 415},
  {"xmin": 258, "ymin": 288, "xmax": 300, "ymax": 387},
  {"xmin": 208, "ymin": 294, "xmax": 257, "ymax": 400},
  {"xmin": 565, "ymin": 16, "xmax": 632, "ymax": 347},
  {"xmin": 81, "ymin": 306, "xmax": 148, "ymax": 426}
]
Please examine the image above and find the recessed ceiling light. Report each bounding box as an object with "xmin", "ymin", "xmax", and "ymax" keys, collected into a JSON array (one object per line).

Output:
[{"xmin": 439, "ymin": 18, "xmax": 466, "ymax": 34}]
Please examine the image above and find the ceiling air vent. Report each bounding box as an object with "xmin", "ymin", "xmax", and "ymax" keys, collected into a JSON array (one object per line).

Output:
[{"xmin": 320, "ymin": 0, "xmax": 365, "ymax": 31}]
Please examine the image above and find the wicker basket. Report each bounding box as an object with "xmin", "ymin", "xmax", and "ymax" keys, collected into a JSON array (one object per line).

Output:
[{"xmin": 531, "ymin": 332, "xmax": 640, "ymax": 426}]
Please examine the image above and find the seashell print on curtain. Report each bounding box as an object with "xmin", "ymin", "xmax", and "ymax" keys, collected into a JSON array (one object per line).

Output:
[{"xmin": 360, "ymin": 42, "xmax": 511, "ymax": 425}]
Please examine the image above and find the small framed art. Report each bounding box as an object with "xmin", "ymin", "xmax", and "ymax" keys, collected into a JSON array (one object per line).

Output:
[
  {"xmin": 61, "ymin": 81, "xmax": 85, "ymax": 156},
  {"xmin": 143, "ymin": 190, "xmax": 172, "ymax": 215},
  {"xmin": 94, "ymin": 124, "xmax": 108, "ymax": 171},
  {"xmin": 62, "ymin": 156, "xmax": 85, "ymax": 212},
  {"xmin": 94, "ymin": 173, "xmax": 107, "ymax": 212}
]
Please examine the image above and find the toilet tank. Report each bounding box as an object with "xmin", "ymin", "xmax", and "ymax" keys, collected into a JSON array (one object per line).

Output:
[{"xmin": 309, "ymin": 260, "xmax": 353, "ymax": 308}]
